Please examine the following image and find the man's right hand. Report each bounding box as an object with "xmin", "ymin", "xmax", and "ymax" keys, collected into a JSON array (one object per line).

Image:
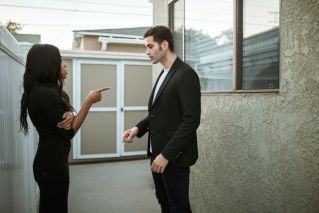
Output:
[{"xmin": 122, "ymin": 127, "xmax": 139, "ymax": 143}]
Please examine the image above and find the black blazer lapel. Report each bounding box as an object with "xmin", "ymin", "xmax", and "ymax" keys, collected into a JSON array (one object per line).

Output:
[
  {"xmin": 148, "ymin": 70, "xmax": 164, "ymax": 109},
  {"xmin": 152, "ymin": 57, "xmax": 182, "ymax": 107}
]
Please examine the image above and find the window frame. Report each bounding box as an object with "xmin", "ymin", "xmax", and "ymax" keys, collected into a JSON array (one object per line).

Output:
[{"xmin": 168, "ymin": 0, "xmax": 280, "ymax": 94}]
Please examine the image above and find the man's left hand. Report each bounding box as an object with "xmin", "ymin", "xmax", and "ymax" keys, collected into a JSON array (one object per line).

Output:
[{"xmin": 151, "ymin": 154, "xmax": 169, "ymax": 173}]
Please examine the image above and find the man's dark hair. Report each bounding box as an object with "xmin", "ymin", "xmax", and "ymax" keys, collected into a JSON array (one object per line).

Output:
[{"xmin": 144, "ymin": 26, "xmax": 174, "ymax": 52}]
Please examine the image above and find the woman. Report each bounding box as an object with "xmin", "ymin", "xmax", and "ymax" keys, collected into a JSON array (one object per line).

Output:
[{"xmin": 20, "ymin": 44, "xmax": 109, "ymax": 213}]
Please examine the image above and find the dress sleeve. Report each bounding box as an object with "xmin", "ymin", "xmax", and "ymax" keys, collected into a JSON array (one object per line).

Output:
[{"xmin": 39, "ymin": 88, "xmax": 75, "ymax": 140}]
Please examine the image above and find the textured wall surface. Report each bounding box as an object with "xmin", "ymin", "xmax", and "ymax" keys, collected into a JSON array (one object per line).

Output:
[
  {"xmin": 152, "ymin": 0, "xmax": 319, "ymax": 212},
  {"xmin": 191, "ymin": 0, "xmax": 319, "ymax": 212}
]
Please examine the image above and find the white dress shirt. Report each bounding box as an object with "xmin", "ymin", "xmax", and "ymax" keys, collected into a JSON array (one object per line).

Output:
[{"xmin": 153, "ymin": 67, "xmax": 170, "ymax": 103}]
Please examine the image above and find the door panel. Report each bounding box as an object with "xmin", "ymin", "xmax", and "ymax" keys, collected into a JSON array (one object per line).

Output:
[
  {"xmin": 81, "ymin": 64, "xmax": 117, "ymax": 107},
  {"xmin": 81, "ymin": 112, "xmax": 117, "ymax": 154},
  {"xmin": 124, "ymin": 111, "xmax": 148, "ymax": 152},
  {"xmin": 124, "ymin": 65, "xmax": 152, "ymax": 106}
]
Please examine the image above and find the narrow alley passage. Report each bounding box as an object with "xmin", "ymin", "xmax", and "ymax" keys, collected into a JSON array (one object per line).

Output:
[{"xmin": 69, "ymin": 159, "xmax": 160, "ymax": 213}]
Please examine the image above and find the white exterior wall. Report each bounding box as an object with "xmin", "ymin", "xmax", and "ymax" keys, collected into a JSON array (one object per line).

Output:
[{"xmin": 0, "ymin": 25, "xmax": 37, "ymax": 213}]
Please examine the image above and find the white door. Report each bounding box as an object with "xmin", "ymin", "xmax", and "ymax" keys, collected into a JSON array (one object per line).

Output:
[{"xmin": 73, "ymin": 59, "xmax": 152, "ymax": 159}]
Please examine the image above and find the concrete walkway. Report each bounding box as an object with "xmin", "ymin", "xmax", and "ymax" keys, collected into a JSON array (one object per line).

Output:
[{"xmin": 69, "ymin": 159, "xmax": 161, "ymax": 213}]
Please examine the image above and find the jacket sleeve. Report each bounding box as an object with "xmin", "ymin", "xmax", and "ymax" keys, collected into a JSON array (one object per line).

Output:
[
  {"xmin": 135, "ymin": 115, "xmax": 149, "ymax": 138},
  {"xmin": 161, "ymin": 69, "xmax": 201, "ymax": 162},
  {"xmin": 39, "ymin": 88, "xmax": 75, "ymax": 140}
]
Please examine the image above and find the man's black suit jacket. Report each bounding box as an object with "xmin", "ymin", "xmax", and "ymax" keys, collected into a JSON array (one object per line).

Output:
[{"xmin": 136, "ymin": 57, "xmax": 201, "ymax": 168}]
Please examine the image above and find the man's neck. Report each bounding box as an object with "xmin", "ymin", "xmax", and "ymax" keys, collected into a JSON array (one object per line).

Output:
[{"xmin": 161, "ymin": 52, "xmax": 177, "ymax": 70}]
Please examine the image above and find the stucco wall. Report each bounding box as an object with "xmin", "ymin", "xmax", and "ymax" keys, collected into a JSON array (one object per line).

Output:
[{"xmin": 152, "ymin": 0, "xmax": 319, "ymax": 212}]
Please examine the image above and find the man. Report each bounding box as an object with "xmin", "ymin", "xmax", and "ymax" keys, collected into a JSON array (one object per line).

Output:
[{"xmin": 122, "ymin": 26, "xmax": 201, "ymax": 213}]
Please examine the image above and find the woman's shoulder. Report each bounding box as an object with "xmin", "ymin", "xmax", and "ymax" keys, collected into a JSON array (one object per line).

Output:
[{"xmin": 30, "ymin": 83, "xmax": 58, "ymax": 99}]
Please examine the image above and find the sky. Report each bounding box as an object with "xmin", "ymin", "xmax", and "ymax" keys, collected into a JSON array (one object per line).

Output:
[{"xmin": 0, "ymin": 0, "xmax": 153, "ymax": 50}]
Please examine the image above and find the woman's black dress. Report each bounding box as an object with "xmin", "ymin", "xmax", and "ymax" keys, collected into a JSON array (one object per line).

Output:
[{"xmin": 28, "ymin": 83, "xmax": 75, "ymax": 213}]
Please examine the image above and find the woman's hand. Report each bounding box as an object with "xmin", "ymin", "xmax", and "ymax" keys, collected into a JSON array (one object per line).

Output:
[
  {"xmin": 57, "ymin": 111, "xmax": 75, "ymax": 130},
  {"xmin": 86, "ymin": 87, "xmax": 110, "ymax": 104},
  {"xmin": 71, "ymin": 87, "xmax": 110, "ymax": 132}
]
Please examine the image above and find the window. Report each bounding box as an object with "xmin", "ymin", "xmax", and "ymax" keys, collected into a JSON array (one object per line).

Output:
[
  {"xmin": 169, "ymin": 0, "xmax": 184, "ymax": 59},
  {"xmin": 169, "ymin": 0, "xmax": 280, "ymax": 92},
  {"xmin": 242, "ymin": 0, "xmax": 279, "ymax": 89}
]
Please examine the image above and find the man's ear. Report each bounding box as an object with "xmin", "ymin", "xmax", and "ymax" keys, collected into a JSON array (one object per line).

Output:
[{"xmin": 161, "ymin": 40, "xmax": 169, "ymax": 51}]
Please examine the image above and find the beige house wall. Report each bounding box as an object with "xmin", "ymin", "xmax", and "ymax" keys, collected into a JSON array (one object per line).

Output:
[
  {"xmin": 107, "ymin": 43, "xmax": 145, "ymax": 53},
  {"xmin": 80, "ymin": 36, "xmax": 145, "ymax": 53},
  {"xmin": 83, "ymin": 35, "xmax": 102, "ymax": 50},
  {"xmin": 152, "ymin": 0, "xmax": 319, "ymax": 212}
]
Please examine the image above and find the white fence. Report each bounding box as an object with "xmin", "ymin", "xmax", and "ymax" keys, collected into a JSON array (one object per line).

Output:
[{"xmin": 0, "ymin": 25, "xmax": 37, "ymax": 213}]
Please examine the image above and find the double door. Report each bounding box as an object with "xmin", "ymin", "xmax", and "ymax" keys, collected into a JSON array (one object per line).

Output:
[{"xmin": 72, "ymin": 59, "xmax": 152, "ymax": 159}]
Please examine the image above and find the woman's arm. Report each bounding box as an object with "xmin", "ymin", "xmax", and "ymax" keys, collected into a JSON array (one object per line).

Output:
[
  {"xmin": 72, "ymin": 87, "xmax": 109, "ymax": 132},
  {"xmin": 57, "ymin": 87, "xmax": 109, "ymax": 132}
]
